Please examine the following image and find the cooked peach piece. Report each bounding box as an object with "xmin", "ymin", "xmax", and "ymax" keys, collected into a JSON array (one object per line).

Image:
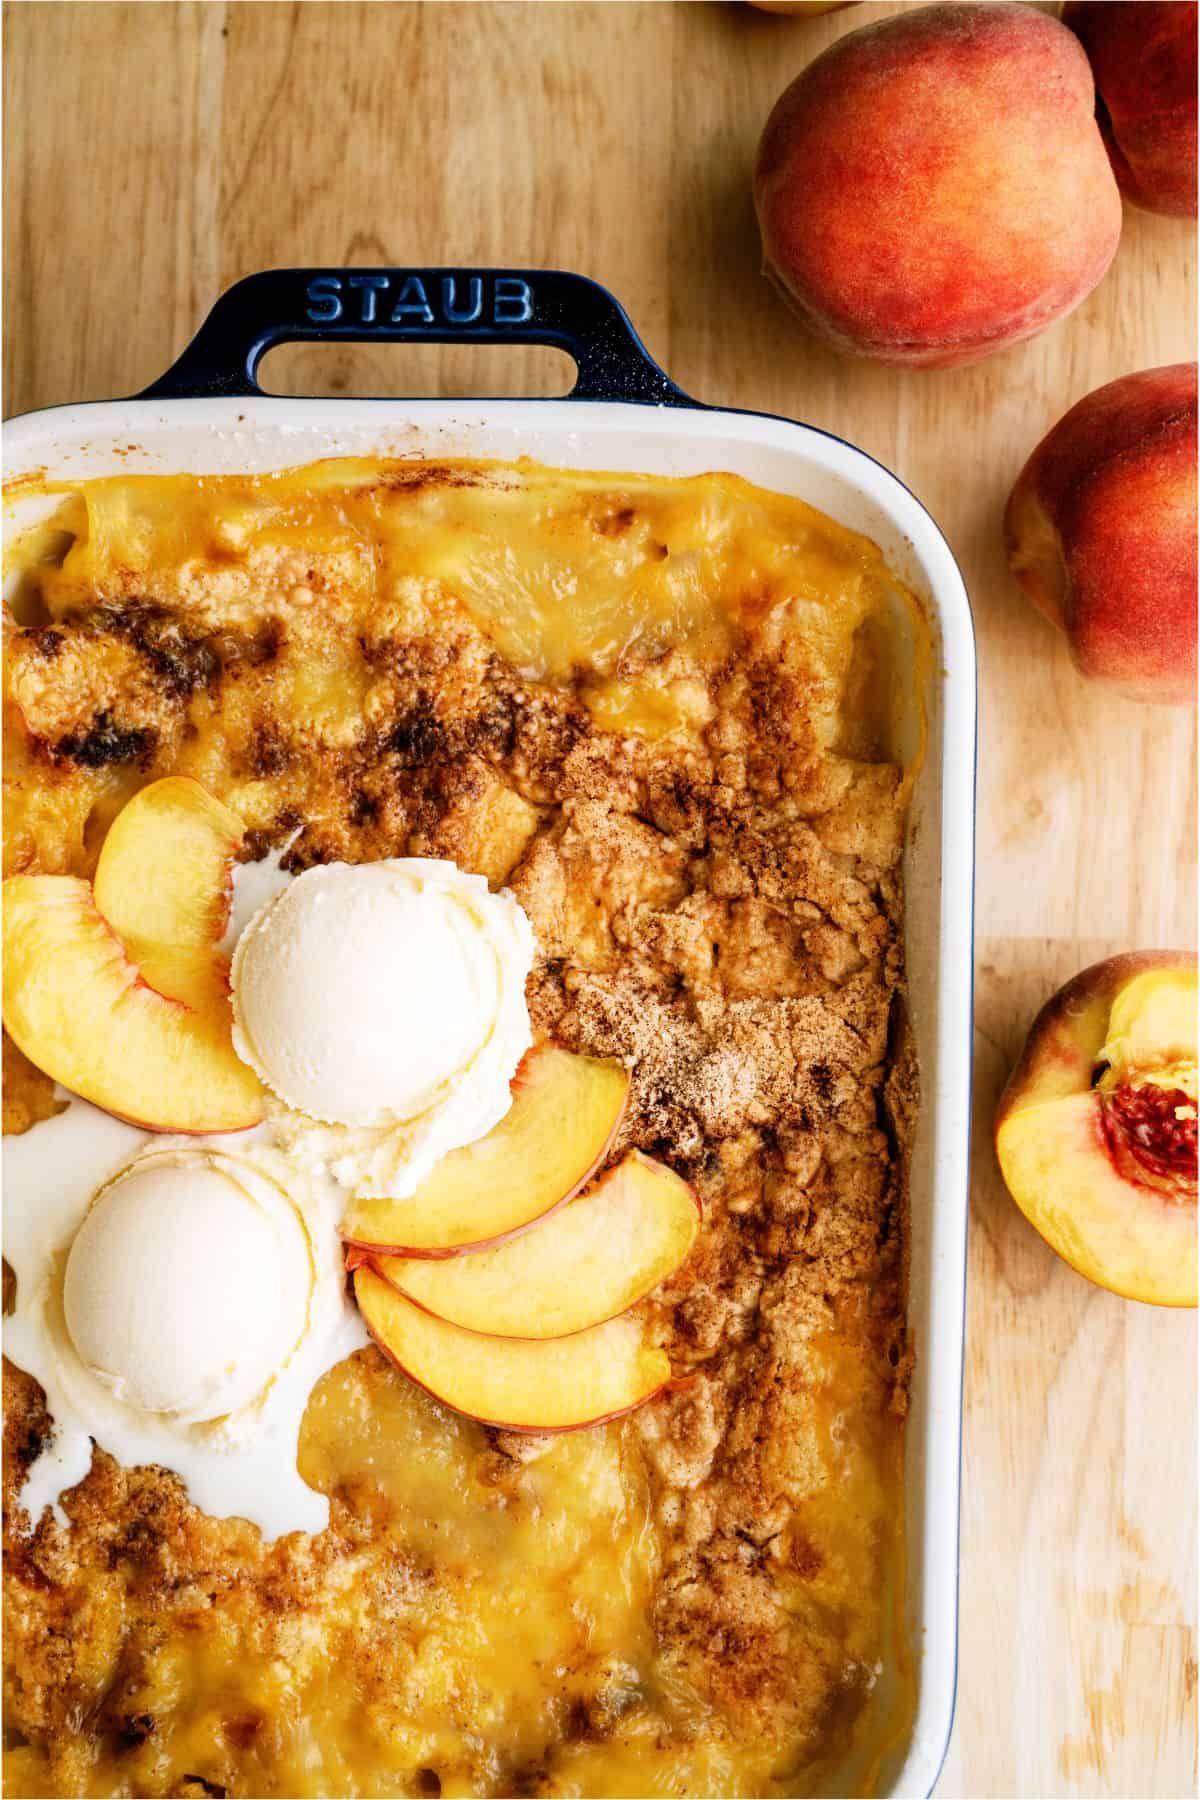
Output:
[
  {"xmin": 996, "ymin": 952, "xmax": 1197, "ymax": 1306},
  {"xmin": 2, "ymin": 876, "xmax": 263, "ymax": 1133},
  {"xmin": 355, "ymin": 1265, "xmax": 674, "ymax": 1431},
  {"xmin": 1004, "ymin": 365, "xmax": 1197, "ymax": 705},
  {"xmin": 341, "ymin": 1044, "xmax": 629, "ymax": 1256},
  {"xmin": 367, "ymin": 1151, "xmax": 699, "ymax": 1338},
  {"xmin": 93, "ymin": 776, "xmax": 243, "ymax": 1009},
  {"xmin": 754, "ymin": 3, "xmax": 1122, "ymax": 366}
]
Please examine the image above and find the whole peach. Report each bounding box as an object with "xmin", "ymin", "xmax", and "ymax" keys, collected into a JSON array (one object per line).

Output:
[
  {"xmin": 1005, "ymin": 365, "xmax": 1197, "ymax": 705},
  {"xmin": 746, "ymin": 3, "xmax": 855, "ymax": 14},
  {"xmin": 1063, "ymin": 2, "xmax": 1197, "ymax": 218},
  {"xmin": 753, "ymin": 3, "xmax": 1123, "ymax": 367}
]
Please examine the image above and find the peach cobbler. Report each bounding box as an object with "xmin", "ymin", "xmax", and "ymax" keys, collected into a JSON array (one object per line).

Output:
[{"xmin": 3, "ymin": 461, "xmax": 920, "ymax": 1798}]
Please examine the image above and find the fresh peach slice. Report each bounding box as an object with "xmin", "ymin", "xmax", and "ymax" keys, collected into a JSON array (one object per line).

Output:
[
  {"xmin": 364, "ymin": 1151, "xmax": 699, "ymax": 1338},
  {"xmin": 2, "ymin": 875, "xmax": 263, "ymax": 1133},
  {"xmin": 341, "ymin": 1044, "xmax": 630, "ymax": 1256},
  {"xmin": 354, "ymin": 1264, "xmax": 674, "ymax": 1431},
  {"xmin": 996, "ymin": 951, "xmax": 1197, "ymax": 1307},
  {"xmin": 93, "ymin": 776, "xmax": 243, "ymax": 1009}
]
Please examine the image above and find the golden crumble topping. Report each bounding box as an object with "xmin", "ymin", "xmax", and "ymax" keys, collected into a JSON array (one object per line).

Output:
[{"xmin": 3, "ymin": 461, "xmax": 918, "ymax": 1798}]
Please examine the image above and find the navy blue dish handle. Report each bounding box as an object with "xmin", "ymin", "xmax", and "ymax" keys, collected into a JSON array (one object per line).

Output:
[{"xmin": 140, "ymin": 267, "xmax": 692, "ymax": 407}]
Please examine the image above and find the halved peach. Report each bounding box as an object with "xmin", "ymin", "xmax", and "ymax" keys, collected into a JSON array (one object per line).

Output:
[
  {"xmin": 2, "ymin": 875, "xmax": 263, "ymax": 1132},
  {"xmin": 364, "ymin": 1150, "xmax": 699, "ymax": 1338},
  {"xmin": 93, "ymin": 776, "xmax": 243, "ymax": 1009},
  {"xmin": 996, "ymin": 951, "xmax": 1197, "ymax": 1307},
  {"xmin": 354, "ymin": 1264, "xmax": 674, "ymax": 1431},
  {"xmin": 341, "ymin": 1044, "xmax": 630, "ymax": 1256}
]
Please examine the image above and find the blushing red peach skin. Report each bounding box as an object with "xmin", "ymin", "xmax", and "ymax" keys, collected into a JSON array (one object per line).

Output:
[
  {"xmin": 1004, "ymin": 364, "xmax": 1198, "ymax": 705},
  {"xmin": 1063, "ymin": 2, "xmax": 1198, "ymax": 219},
  {"xmin": 996, "ymin": 951, "xmax": 1197, "ymax": 1308},
  {"xmin": 753, "ymin": 2, "xmax": 1122, "ymax": 367},
  {"xmin": 746, "ymin": 3, "xmax": 855, "ymax": 15}
]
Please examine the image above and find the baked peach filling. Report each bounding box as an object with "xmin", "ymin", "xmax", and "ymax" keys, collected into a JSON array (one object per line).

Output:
[
  {"xmin": 13, "ymin": 462, "xmax": 917, "ymax": 754},
  {"xmin": 4, "ymin": 459, "xmax": 920, "ymax": 1798}
]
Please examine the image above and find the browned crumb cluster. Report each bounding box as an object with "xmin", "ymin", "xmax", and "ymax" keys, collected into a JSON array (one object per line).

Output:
[{"xmin": 3, "ymin": 468, "xmax": 913, "ymax": 1799}]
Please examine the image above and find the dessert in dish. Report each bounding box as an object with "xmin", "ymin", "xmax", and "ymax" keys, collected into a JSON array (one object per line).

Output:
[{"xmin": 3, "ymin": 458, "xmax": 921, "ymax": 1797}]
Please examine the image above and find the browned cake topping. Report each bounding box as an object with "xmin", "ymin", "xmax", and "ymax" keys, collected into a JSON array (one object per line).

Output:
[{"xmin": 3, "ymin": 463, "xmax": 916, "ymax": 1798}]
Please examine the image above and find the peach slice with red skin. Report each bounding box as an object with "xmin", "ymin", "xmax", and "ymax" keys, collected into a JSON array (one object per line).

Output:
[
  {"xmin": 341, "ymin": 1044, "xmax": 630, "ymax": 1257},
  {"xmin": 360, "ymin": 1150, "xmax": 699, "ymax": 1339},
  {"xmin": 93, "ymin": 776, "xmax": 243, "ymax": 1010},
  {"xmin": 354, "ymin": 1264, "xmax": 675, "ymax": 1432},
  {"xmin": 996, "ymin": 952, "xmax": 1197, "ymax": 1307},
  {"xmin": 1, "ymin": 875, "xmax": 263, "ymax": 1133}
]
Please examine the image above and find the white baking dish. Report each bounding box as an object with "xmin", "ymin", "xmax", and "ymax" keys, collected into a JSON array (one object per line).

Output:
[{"xmin": 2, "ymin": 268, "xmax": 975, "ymax": 1799}]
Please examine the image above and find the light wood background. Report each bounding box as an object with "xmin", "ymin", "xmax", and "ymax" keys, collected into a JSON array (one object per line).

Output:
[{"xmin": 4, "ymin": 3, "xmax": 1196, "ymax": 1795}]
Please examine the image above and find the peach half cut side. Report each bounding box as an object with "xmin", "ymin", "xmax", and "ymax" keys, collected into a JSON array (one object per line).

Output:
[
  {"xmin": 362, "ymin": 1150, "xmax": 700, "ymax": 1338},
  {"xmin": 93, "ymin": 776, "xmax": 244, "ymax": 1010},
  {"xmin": 996, "ymin": 952, "xmax": 1197, "ymax": 1307},
  {"xmin": 1, "ymin": 875, "xmax": 263, "ymax": 1133},
  {"xmin": 340, "ymin": 1044, "xmax": 630, "ymax": 1257},
  {"xmin": 354, "ymin": 1264, "xmax": 674, "ymax": 1432}
]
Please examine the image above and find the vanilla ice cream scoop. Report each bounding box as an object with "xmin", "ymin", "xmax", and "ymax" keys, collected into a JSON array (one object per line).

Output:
[
  {"xmin": 6, "ymin": 1121, "xmax": 367, "ymax": 1539},
  {"xmin": 64, "ymin": 1151, "xmax": 312, "ymax": 1421},
  {"xmin": 230, "ymin": 859, "xmax": 535, "ymax": 1200}
]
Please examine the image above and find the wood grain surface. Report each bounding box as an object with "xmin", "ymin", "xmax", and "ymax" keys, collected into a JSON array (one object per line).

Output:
[{"xmin": 3, "ymin": 3, "xmax": 1196, "ymax": 1795}]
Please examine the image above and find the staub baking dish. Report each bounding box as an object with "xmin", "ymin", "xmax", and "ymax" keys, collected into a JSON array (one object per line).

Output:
[{"xmin": 2, "ymin": 267, "xmax": 975, "ymax": 1798}]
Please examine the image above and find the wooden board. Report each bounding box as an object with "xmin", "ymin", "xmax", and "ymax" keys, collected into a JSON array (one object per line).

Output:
[{"xmin": 4, "ymin": 4, "xmax": 1196, "ymax": 1794}]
